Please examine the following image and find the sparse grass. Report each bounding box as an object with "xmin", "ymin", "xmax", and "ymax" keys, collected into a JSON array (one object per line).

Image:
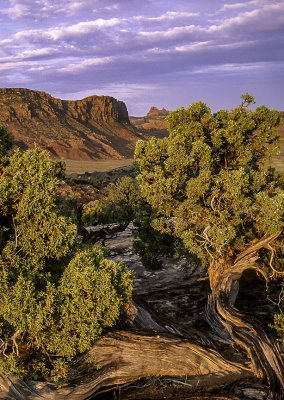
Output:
[
  {"xmin": 64, "ymin": 159, "xmax": 137, "ymax": 189},
  {"xmin": 63, "ymin": 158, "xmax": 134, "ymax": 174}
]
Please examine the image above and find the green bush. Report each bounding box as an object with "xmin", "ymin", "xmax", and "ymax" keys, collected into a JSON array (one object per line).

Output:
[
  {"xmin": 82, "ymin": 177, "xmax": 142, "ymax": 226},
  {"xmin": 45, "ymin": 247, "xmax": 133, "ymax": 359},
  {"xmin": 0, "ymin": 144, "xmax": 133, "ymax": 381},
  {"xmin": 0, "ymin": 124, "xmax": 13, "ymax": 157}
]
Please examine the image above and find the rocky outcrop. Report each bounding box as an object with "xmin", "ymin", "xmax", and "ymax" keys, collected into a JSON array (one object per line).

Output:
[
  {"xmin": 130, "ymin": 106, "xmax": 170, "ymax": 139},
  {"xmin": 0, "ymin": 88, "xmax": 146, "ymax": 160},
  {"xmin": 0, "ymin": 88, "xmax": 129, "ymax": 124},
  {"xmin": 146, "ymin": 106, "xmax": 169, "ymax": 118}
]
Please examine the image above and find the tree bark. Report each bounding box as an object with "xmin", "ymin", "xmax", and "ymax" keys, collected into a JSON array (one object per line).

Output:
[
  {"xmin": 0, "ymin": 331, "xmax": 252, "ymax": 400},
  {"xmin": 206, "ymin": 231, "xmax": 284, "ymax": 399}
]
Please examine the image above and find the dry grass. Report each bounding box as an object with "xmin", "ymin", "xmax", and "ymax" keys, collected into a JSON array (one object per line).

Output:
[{"xmin": 63, "ymin": 158, "xmax": 134, "ymax": 174}]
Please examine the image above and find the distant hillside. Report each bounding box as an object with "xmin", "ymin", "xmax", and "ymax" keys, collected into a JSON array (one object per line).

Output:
[
  {"xmin": 130, "ymin": 106, "xmax": 170, "ymax": 139},
  {"xmin": 0, "ymin": 88, "xmax": 150, "ymax": 160}
]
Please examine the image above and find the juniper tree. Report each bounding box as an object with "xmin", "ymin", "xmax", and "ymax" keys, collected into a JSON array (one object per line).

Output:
[
  {"xmin": 135, "ymin": 95, "xmax": 284, "ymax": 390},
  {"xmin": 135, "ymin": 93, "xmax": 283, "ymax": 287}
]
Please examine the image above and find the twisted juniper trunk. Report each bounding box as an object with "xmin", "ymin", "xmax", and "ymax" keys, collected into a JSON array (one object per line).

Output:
[
  {"xmin": 0, "ymin": 331, "xmax": 253, "ymax": 400},
  {"xmin": 206, "ymin": 231, "xmax": 284, "ymax": 399}
]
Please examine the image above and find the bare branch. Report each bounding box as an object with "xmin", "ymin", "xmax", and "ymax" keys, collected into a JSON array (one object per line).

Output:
[
  {"xmin": 234, "ymin": 230, "xmax": 282, "ymax": 265},
  {"xmin": 0, "ymin": 330, "xmax": 21, "ymax": 358}
]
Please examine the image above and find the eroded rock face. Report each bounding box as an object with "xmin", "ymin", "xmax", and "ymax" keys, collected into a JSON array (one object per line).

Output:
[
  {"xmin": 130, "ymin": 106, "xmax": 170, "ymax": 139},
  {"xmin": 146, "ymin": 106, "xmax": 169, "ymax": 118},
  {"xmin": 0, "ymin": 88, "xmax": 146, "ymax": 160}
]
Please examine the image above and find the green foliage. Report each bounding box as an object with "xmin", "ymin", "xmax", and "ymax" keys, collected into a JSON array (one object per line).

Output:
[
  {"xmin": 82, "ymin": 199, "xmax": 105, "ymax": 225},
  {"xmin": 52, "ymin": 160, "xmax": 66, "ymax": 179},
  {"xmin": 135, "ymin": 94, "xmax": 284, "ymax": 346},
  {"xmin": 0, "ymin": 353, "xmax": 26, "ymax": 378},
  {"xmin": 135, "ymin": 95, "xmax": 283, "ymax": 267},
  {"xmin": 82, "ymin": 176, "xmax": 175, "ymax": 269},
  {"xmin": 43, "ymin": 247, "xmax": 133, "ymax": 359},
  {"xmin": 273, "ymin": 312, "xmax": 284, "ymax": 349},
  {"xmin": 0, "ymin": 124, "xmax": 13, "ymax": 158},
  {"xmin": 271, "ymin": 285, "xmax": 284, "ymax": 350},
  {"xmin": 0, "ymin": 147, "xmax": 74, "ymax": 263},
  {"xmin": 0, "ymin": 147, "xmax": 133, "ymax": 381},
  {"xmin": 82, "ymin": 177, "xmax": 142, "ymax": 225}
]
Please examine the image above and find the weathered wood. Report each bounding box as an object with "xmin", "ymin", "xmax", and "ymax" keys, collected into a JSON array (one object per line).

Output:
[
  {"xmin": 0, "ymin": 331, "xmax": 252, "ymax": 400},
  {"xmin": 206, "ymin": 232, "xmax": 284, "ymax": 399},
  {"xmin": 1, "ymin": 228, "xmax": 282, "ymax": 399}
]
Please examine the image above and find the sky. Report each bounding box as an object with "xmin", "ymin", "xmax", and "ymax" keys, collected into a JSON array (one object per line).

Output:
[{"xmin": 0, "ymin": 0, "xmax": 283, "ymax": 116}]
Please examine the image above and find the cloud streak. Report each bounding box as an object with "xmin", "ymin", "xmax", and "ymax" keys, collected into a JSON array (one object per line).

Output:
[{"xmin": 134, "ymin": 11, "xmax": 199, "ymax": 22}]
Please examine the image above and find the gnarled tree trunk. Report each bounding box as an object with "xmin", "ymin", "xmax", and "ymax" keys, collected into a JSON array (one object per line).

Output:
[
  {"xmin": 206, "ymin": 231, "xmax": 284, "ymax": 399},
  {"xmin": 0, "ymin": 330, "xmax": 253, "ymax": 400}
]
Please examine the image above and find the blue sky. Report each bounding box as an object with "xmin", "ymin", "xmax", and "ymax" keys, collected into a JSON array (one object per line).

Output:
[{"xmin": 0, "ymin": 0, "xmax": 283, "ymax": 115}]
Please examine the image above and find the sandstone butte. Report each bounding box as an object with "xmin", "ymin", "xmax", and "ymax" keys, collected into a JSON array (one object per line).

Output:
[
  {"xmin": 129, "ymin": 106, "xmax": 170, "ymax": 140},
  {"xmin": 0, "ymin": 88, "xmax": 169, "ymax": 161}
]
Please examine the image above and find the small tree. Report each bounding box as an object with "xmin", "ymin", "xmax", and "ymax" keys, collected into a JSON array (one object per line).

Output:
[{"xmin": 135, "ymin": 94, "xmax": 283, "ymax": 288}]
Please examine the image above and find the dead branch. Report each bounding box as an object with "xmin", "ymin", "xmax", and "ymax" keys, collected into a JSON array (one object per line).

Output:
[{"xmin": 0, "ymin": 330, "xmax": 21, "ymax": 358}]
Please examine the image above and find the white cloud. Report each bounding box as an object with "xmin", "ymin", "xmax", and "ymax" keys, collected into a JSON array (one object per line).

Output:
[
  {"xmin": 1, "ymin": 0, "xmax": 96, "ymax": 19},
  {"xmin": 58, "ymin": 83, "xmax": 158, "ymax": 104},
  {"xmin": 0, "ymin": 60, "xmax": 36, "ymax": 71},
  {"xmin": 1, "ymin": 0, "xmax": 55, "ymax": 19},
  {"xmin": 5, "ymin": 17, "xmax": 123, "ymax": 45},
  {"xmin": 249, "ymin": 0, "xmax": 283, "ymax": 4},
  {"xmin": 20, "ymin": 47, "xmax": 59, "ymax": 58},
  {"xmin": 139, "ymin": 24, "xmax": 202, "ymax": 40},
  {"xmin": 3, "ymin": 2, "xmax": 28, "ymax": 19},
  {"xmin": 209, "ymin": 2, "xmax": 284, "ymax": 33},
  {"xmin": 193, "ymin": 63, "xmax": 265, "ymax": 74},
  {"xmin": 48, "ymin": 18, "xmax": 123, "ymax": 40},
  {"xmin": 134, "ymin": 11, "xmax": 199, "ymax": 22},
  {"xmin": 103, "ymin": 4, "xmax": 119, "ymax": 11},
  {"xmin": 174, "ymin": 41, "xmax": 211, "ymax": 52},
  {"xmin": 59, "ymin": 56, "xmax": 114, "ymax": 73},
  {"xmin": 28, "ymin": 66, "xmax": 48, "ymax": 71},
  {"xmin": 219, "ymin": 3, "xmax": 249, "ymax": 12}
]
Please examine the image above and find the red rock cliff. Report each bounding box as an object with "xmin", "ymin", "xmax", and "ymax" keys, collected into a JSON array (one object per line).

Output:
[{"xmin": 0, "ymin": 88, "xmax": 144, "ymax": 160}]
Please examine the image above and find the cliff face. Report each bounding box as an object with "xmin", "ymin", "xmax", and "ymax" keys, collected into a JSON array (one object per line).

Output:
[{"xmin": 0, "ymin": 88, "xmax": 144, "ymax": 160}]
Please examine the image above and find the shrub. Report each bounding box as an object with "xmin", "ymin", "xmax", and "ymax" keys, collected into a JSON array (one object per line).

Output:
[
  {"xmin": 82, "ymin": 177, "xmax": 142, "ymax": 226},
  {"xmin": 0, "ymin": 145, "xmax": 133, "ymax": 381}
]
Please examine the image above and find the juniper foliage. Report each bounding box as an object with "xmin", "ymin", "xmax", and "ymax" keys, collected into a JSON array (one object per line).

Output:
[
  {"xmin": 135, "ymin": 94, "xmax": 284, "ymax": 340},
  {"xmin": 0, "ymin": 144, "xmax": 133, "ymax": 381}
]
